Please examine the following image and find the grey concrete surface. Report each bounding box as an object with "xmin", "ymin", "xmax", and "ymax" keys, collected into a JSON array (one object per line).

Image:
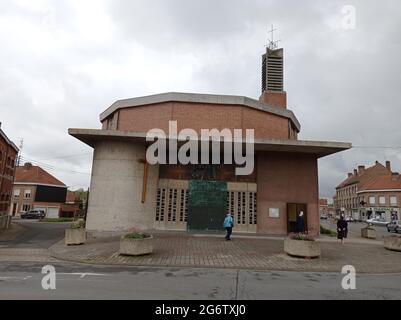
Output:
[{"xmin": 0, "ymin": 262, "xmax": 400, "ymax": 300}]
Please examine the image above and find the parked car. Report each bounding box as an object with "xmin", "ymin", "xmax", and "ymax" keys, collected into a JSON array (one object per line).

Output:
[
  {"xmin": 367, "ymin": 217, "xmax": 390, "ymax": 226},
  {"xmin": 387, "ymin": 220, "xmax": 401, "ymax": 233},
  {"xmin": 21, "ymin": 210, "xmax": 46, "ymax": 220},
  {"xmin": 320, "ymin": 214, "xmax": 328, "ymax": 220},
  {"xmin": 345, "ymin": 216, "xmax": 354, "ymax": 222}
]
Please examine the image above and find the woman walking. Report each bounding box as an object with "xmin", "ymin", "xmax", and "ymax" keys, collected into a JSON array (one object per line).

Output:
[
  {"xmin": 223, "ymin": 213, "xmax": 234, "ymax": 241},
  {"xmin": 337, "ymin": 215, "xmax": 348, "ymax": 244}
]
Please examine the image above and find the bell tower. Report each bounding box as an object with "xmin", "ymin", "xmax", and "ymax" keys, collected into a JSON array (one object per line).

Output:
[{"xmin": 259, "ymin": 26, "xmax": 287, "ymax": 109}]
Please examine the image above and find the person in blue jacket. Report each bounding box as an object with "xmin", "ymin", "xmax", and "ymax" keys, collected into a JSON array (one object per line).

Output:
[{"xmin": 223, "ymin": 213, "xmax": 234, "ymax": 241}]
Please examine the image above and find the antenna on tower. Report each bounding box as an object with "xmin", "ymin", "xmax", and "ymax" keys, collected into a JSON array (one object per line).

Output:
[{"xmin": 266, "ymin": 24, "xmax": 281, "ymax": 50}]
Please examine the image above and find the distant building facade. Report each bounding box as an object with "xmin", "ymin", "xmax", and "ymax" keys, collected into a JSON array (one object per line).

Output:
[
  {"xmin": 0, "ymin": 125, "xmax": 18, "ymax": 228},
  {"xmin": 11, "ymin": 163, "xmax": 67, "ymax": 218},
  {"xmin": 334, "ymin": 161, "xmax": 400, "ymax": 221},
  {"xmin": 60, "ymin": 191, "xmax": 80, "ymax": 218},
  {"xmin": 357, "ymin": 173, "xmax": 401, "ymax": 222},
  {"xmin": 319, "ymin": 199, "xmax": 328, "ymax": 216}
]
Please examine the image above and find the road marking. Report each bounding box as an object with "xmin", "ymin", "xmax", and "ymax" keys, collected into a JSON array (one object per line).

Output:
[
  {"xmin": 57, "ymin": 273, "xmax": 111, "ymax": 279},
  {"xmin": 0, "ymin": 276, "xmax": 32, "ymax": 281}
]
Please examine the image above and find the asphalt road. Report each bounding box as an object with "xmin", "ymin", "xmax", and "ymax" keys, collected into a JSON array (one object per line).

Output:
[
  {"xmin": 1, "ymin": 220, "xmax": 400, "ymax": 300},
  {"xmin": 0, "ymin": 219, "xmax": 67, "ymax": 248},
  {"xmin": 0, "ymin": 261, "xmax": 401, "ymax": 300}
]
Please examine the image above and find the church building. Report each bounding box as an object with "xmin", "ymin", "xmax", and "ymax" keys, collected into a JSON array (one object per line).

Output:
[{"xmin": 69, "ymin": 45, "xmax": 351, "ymax": 236}]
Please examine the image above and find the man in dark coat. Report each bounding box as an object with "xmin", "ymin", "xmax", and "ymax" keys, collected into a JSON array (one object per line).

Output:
[
  {"xmin": 337, "ymin": 215, "xmax": 348, "ymax": 244},
  {"xmin": 296, "ymin": 211, "xmax": 305, "ymax": 233}
]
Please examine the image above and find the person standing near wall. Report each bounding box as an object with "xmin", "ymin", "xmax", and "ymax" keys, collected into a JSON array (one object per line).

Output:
[{"xmin": 296, "ymin": 211, "xmax": 305, "ymax": 233}]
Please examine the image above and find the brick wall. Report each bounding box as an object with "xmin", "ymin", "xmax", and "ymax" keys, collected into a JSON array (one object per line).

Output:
[
  {"xmin": 109, "ymin": 102, "xmax": 292, "ymax": 140},
  {"xmin": 256, "ymin": 152, "xmax": 319, "ymax": 236},
  {"xmin": 0, "ymin": 133, "xmax": 18, "ymax": 215}
]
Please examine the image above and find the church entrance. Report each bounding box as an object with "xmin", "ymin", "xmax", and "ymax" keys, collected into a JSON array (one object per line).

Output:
[{"xmin": 187, "ymin": 180, "xmax": 227, "ymax": 232}]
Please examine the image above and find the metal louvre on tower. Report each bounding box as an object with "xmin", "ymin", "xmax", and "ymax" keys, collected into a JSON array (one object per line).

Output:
[{"xmin": 262, "ymin": 48, "xmax": 284, "ymax": 92}]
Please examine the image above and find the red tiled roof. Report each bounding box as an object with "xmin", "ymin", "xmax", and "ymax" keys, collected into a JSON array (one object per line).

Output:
[
  {"xmin": 319, "ymin": 199, "xmax": 328, "ymax": 206},
  {"xmin": 15, "ymin": 164, "xmax": 66, "ymax": 186},
  {"xmin": 360, "ymin": 174, "xmax": 401, "ymax": 191},
  {"xmin": 336, "ymin": 162, "xmax": 391, "ymax": 189}
]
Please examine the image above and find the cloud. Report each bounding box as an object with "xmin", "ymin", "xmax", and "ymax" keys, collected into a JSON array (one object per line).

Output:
[{"xmin": 0, "ymin": 0, "xmax": 400, "ymax": 196}]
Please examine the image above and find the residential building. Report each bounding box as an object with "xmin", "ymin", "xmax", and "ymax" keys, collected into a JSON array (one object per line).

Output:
[
  {"xmin": 60, "ymin": 191, "xmax": 80, "ymax": 218},
  {"xmin": 334, "ymin": 161, "xmax": 395, "ymax": 220},
  {"xmin": 319, "ymin": 199, "xmax": 328, "ymax": 216},
  {"xmin": 11, "ymin": 163, "xmax": 67, "ymax": 218},
  {"xmin": 69, "ymin": 45, "xmax": 351, "ymax": 236},
  {"xmin": 357, "ymin": 172, "xmax": 401, "ymax": 222},
  {"xmin": 0, "ymin": 124, "xmax": 18, "ymax": 228}
]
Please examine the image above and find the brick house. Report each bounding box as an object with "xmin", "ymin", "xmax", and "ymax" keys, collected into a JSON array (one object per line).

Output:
[
  {"xmin": 357, "ymin": 173, "xmax": 401, "ymax": 222},
  {"xmin": 60, "ymin": 191, "xmax": 80, "ymax": 218},
  {"xmin": 11, "ymin": 163, "xmax": 67, "ymax": 218},
  {"xmin": 69, "ymin": 46, "xmax": 351, "ymax": 236},
  {"xmin": 0, "ymin": 125, "xmax": 18, "ymax": 228},
  {"xmin": 334, "ymin": 161, "xmax": 397, "ymax": 221}
]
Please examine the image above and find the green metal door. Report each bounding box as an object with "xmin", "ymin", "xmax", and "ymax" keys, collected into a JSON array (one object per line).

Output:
[{"xmin": 187, "ymin": 180, "xmax": 227, "ymax": 232}]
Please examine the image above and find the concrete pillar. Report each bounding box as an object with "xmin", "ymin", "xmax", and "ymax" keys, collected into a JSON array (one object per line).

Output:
[{"xmin": 86, "ymin": 140, "xmax": 159, "ymax": 234}]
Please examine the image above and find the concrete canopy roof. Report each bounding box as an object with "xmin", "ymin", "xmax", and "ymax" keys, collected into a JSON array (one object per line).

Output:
[
  {"xmin": 100, "ymin": 92, "xmax": 302, "ymax": 132},
  {"xmin": 69, "ymin": 128, "xmax": 351, "ymax": 159}
]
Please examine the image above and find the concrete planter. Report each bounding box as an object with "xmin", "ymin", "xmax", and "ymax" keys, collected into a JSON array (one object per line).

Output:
[
  {"xmin": 119, "ymin": 235, "xmax": 154, "ymax": 256},
  {"xmin": 65, "ymin": 228, "xmax": 86, "ymax": 246},
  {"xmin": 384, "ymin": 235, "xmax": 401, "ymax": 252},
  {"xmin": 361, "ymin": 227, "xmax": 376, "ymax": 239},
  {"xmin": 284, "ymin": 238, "xmax": 321, "ymax": 258}
]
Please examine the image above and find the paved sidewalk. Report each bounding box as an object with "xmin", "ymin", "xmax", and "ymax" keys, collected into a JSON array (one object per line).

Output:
[
  {"xmin": 0, "ymin": 248, "xmax": 58, "ymax": 263},
  {"xmin": 49, "ymin": 232, "xmax": 401, "ymax": 273}
]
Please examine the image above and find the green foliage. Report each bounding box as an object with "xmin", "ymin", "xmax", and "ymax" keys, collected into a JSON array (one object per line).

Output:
[
  {"xmin": 124, "ymin": 233, "xmax": 151, "ymax": 239},
  {"xmin": 289, "ymin": 233, "xmax": 316, "ymax": 241},
  {"xmin": 70, "ymin": 219, "xmax": 86, "ymax": 229},
  {"xmin": 320, "ymin": 225, "xmax": 337, "ymax": 237}
]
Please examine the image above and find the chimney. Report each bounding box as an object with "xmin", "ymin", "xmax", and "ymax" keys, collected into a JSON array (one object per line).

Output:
[
  {"xmin": 259, "ymin": 47, "xmax": 287, "ymax": 109},
  {"xmin": 375, "ymin": 161, "xmax": 380, "ymax": 165},
  {"xmin": 24, "ymin": 162, "xmax": 32, "ymax": 170},
  {"xmin": 386, "ymin": 161, "xmax": 391, "ymax": 171},
  {"xmin": 358, "ymin": 165, "xmax": 365, "ymax": 174},
  {"xmin": 391, "ymin": 172, "xmax": 400, "ymax": 180},
  {"xmin": 348, "ymin": 172, "xmax": 353, "ymax": 178},
  {"xmin": 353, "ymin": 169, "xmax": 358, "ymax": 176}
]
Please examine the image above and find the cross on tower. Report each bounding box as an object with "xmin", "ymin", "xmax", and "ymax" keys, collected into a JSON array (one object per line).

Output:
[{"xmin": 266, "ymin": 24, "xmax": 281, "ymax": 50}]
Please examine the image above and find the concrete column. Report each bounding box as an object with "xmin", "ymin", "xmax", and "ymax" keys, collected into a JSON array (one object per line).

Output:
[{"xmin": 86, "ymin": 140, "xmax": 159, "ymax": 234}]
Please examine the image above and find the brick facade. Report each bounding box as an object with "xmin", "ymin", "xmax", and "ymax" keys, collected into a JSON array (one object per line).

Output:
[
  {"xmin": 104, "ymin": 101, "xmax": 296, "ymax": 141},
  {"xmin": 334, "ymin": 161, "xmax": 400, "ymax": 221},
  {"xmin": 0, "ymin": 127, "xmax": 18, "ymax": 220}
]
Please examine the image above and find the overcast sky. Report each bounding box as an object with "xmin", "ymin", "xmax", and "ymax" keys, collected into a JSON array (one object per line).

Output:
[{"xmin": 1, "ymin": 0, "xmax": 400, "ymax": 197}]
